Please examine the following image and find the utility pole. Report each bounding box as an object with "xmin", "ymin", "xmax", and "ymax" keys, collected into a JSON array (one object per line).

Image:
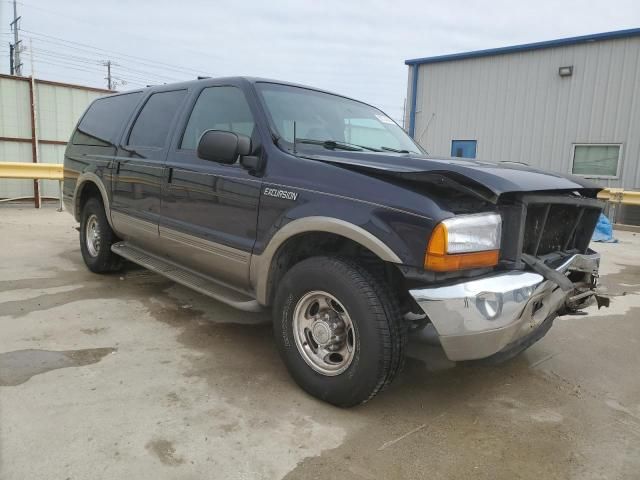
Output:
[
  {"xmin": 10, "ymin": 0, "xmax": 22, "ymax": 76},
  {"xmin": 9, "ymin": 43, "xmax": 14, "ymax": 74},
  {"xmin": 28, "ymin": 37, "xmax": 41, "ymax": 208},
  {"xmin": 102, "ymin": 60, "xmax": 113, "ymax": 90}
]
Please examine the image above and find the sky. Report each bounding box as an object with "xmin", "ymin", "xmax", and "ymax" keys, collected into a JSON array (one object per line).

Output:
[{"xmin": 1, "ymin": 0, "xmax": 640, "ymax": 123}]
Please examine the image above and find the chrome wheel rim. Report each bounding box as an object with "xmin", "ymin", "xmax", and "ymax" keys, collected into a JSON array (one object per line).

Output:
[
  {"xmin": 292, "ymin": 291, "xmax": 356, "ymax": 376},
  {"xmin": 85, "ymin": 214, "xmax": 101, "ymax": 257}
]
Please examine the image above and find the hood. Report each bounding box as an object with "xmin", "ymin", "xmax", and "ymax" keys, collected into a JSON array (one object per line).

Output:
[{"xmin": 302, "ymin": 151, "xmax": 602, "ymax": 202}]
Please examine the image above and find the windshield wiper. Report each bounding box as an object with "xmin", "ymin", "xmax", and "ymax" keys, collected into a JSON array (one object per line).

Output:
[
  {"xmin": 296, "ymin": 138, "xmax": 380, "ymax": 152},
  {"xmin": 380, "ymin": 146, "xmax": 411, "ymax": 154}
]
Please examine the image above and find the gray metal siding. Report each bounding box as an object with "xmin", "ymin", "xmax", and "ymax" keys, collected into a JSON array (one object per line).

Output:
[{"xmin": 410, "ymin": 36, "xmax": 640, "ymax": 189}]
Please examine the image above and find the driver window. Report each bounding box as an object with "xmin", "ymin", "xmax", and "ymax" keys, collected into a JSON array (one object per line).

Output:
[{"xmin": 180, "ymin": 86, "xmax": 255, "ymax": 150}]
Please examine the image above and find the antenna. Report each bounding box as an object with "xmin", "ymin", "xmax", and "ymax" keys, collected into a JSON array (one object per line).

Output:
[{"xmin": 293, "ymin": 121, "xmax": 297, "ymax": 154}]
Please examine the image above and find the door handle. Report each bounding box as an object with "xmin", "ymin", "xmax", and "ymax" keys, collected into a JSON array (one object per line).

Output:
[
  {"xmin": 167, "ymin": 167, "xmax": 173, "ymax": 184},
  {"xmin": 116, "ymin": 161, "xmax": 121, "ymax": 174}
]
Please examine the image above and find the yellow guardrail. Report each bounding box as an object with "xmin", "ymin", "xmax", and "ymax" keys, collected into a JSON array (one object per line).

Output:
[
  {"xmin": 0, "ymin": 162, "xmax": 64, "ymax": 210},
  {"xmin": 597, "ymin": 188, "xmax": 640, "ymax": 206},
  {"xmin": 0, "ymin": 162, "xmax": 63, "ymax": 180}
]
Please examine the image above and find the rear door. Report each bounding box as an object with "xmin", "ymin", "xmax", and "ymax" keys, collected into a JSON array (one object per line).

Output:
[
  {"xmin": 111, "ymin": 89, "xmax": 188, "ymax": 253},
  {"xmin": 160, "ymin": 84, "xmax": 262, "ymax": 288}
]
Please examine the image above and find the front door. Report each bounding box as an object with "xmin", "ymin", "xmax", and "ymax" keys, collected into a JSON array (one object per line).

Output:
[
  {"xmin": 111, "ymin": 89, "xmax": 188, "ymax": 253},
  {"xmin": 160, "ymin": 85, "xmax": 262, "ymax": 289}
]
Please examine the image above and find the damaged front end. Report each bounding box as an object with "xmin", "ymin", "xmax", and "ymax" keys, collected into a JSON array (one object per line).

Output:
[
  {"xmin": 303, "ymin": 151, "xmax": 611, "ymax": 362},
  {"xmin": 408, "ymin": 191, "xmax": 609, "ymax": 362},
  {"xmin": 409, "ymin": 250, "xmax": 606, "ymax": 362}
]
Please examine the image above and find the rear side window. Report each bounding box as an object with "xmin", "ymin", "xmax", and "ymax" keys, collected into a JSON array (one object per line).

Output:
[
  {"xmin": 180, "ymin": 86, "xmax": 255, "ymax": 150},
  {"xmin": 127, "ymin": 90, "xmax": 187, "ymax": 148},
  {"xmin": 72, "ymin": 92, "xmax": 142, "ymax": 146}
]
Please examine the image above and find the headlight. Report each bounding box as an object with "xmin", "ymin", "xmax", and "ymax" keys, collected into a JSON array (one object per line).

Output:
[{"xmin": 424, "ymin": 213, "xmax": 501, "ymax": 271}]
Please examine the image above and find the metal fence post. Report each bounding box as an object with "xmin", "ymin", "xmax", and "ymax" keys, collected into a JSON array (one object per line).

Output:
[{"xmin": 58, "ymin": 180, "xmax": 64, "ymax": 212}]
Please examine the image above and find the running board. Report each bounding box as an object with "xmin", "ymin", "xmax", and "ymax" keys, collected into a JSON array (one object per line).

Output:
[{"xmin": 111, "ymin": 242, "xmax": 263, "ymax": 312}]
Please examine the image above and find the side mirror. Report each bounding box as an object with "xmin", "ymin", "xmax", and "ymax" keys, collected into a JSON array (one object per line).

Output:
[{"xmin": 197, "ymin": 130, "xmax": 251, "ymax": 164}]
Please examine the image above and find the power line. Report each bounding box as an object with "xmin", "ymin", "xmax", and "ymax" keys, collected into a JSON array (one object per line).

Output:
[
  {"xmin": 26, "ymin": 64, "xmax": 148, "ymax": 89},
  {"xmin": 23, "ymin": 53, "xmax": 146, "ymax": 86},
  {"xmin": 24, "ymin": 33, "xmax": 196, "ymax": 83},
  {"xmin": 21, "ymin": 29, "xmax": 209, "ymax": 78},
  {"xmin": 28, "ymin": 43, "xmax": 183, "ymax": 82},
  {"xmin": 23, "ymin": 40, "xmax": 184, "ymax": 86},
  {"xmin": 25, "ymin": 65, "xmax": 147, "ymax": 89},
  {"xmin": 26, "ymin": 47, "xmax": 177, "ymax": 85},
  {"xmin": 28, "ymin": 46, "xmax": 103, "ymax": 64},
  {"xmin": 11, "ymin": 0, "xmax": 187, "ymax": 67},
  {"xmin": 3, "ymin": 2, "xmax": 176, "ymax": 87},
  {"xmin": 26, "ymin": 50, "xmax": 102, "ymax": 69},
  {"xmin": 9, "ymin": 0, "xmax": 103, "ymax": 28},
  {"xmin": 23, "ymin": 55, "xmax": 107, "ymax": 75}
]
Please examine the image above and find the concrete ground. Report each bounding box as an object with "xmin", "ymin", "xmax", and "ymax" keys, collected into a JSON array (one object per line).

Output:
[{"xmin": 1, "ymin": 204, "xmax": 639, "ymax": 480}]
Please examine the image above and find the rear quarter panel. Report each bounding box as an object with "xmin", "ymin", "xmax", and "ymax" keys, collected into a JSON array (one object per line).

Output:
[{"xmin": 63, "ymin": 143, "xmax": 117, "ymax": 221}]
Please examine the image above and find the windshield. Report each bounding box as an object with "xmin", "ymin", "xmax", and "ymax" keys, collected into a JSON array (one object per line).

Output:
[{"xmin": 256, "ymin": 83, "xmax": 422, "ymax": 154}]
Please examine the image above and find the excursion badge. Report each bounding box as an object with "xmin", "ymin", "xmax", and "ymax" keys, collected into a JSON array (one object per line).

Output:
[{"xmin": 263, "ymin": 187, "xmax": 298, "ymax": 201}]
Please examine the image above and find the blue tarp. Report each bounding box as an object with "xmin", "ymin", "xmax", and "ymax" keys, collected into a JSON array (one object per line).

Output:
[{"xmin": 592, "ymin": 213, "xmax": 617, "ymax": 243}]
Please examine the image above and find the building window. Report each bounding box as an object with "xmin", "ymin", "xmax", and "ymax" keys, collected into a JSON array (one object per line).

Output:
[
  {"xmin": 571, "ymin": 144, "xmax": 621, "ymax": 178},
  {"xmin": 451, "ymin": 140, "xmax": 477, "ymax": 159}
]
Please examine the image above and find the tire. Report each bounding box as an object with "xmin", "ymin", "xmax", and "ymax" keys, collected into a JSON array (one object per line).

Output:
[
  {"xmin": 273, "ymin": 256, "xmax": 407, "ymax": 407},
  {"xmin": 79, "ymin": 196, "xmax": 122, "ymax": 273}
]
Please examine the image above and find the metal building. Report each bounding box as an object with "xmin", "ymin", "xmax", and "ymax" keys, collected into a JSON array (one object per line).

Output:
[
  {"xmin": 0, "ymin": 74, "xmax": 111, "ymax": 202},
  {"xmin": 404, "ymin": 28, "xmax": 640, "ymax": 190}
]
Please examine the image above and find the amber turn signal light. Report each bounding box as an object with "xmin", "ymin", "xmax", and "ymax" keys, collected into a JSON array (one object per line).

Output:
[{"xmin": 424, "ymin": 222, "xmax": 500, "ymax": 271}]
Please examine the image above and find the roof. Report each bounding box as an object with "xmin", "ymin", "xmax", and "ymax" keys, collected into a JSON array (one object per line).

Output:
[
  {"xmin": 405, "ymin": 27, "xmax": 640, "ymax": 66},
  {"xmin": 113, "ymin": 76, "xmax": 390, "ymax": 115}
]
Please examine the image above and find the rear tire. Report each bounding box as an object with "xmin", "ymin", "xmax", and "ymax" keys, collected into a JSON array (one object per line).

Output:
[
  {"xmin": 79, "ymin": 197, "xmax": 122, "ymax": 273},
  {"xmin": 273, "ymin": 256, "xmax": 407, "ymax": 407}
]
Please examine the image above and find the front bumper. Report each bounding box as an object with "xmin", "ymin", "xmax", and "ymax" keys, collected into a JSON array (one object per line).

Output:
[{"xmin": 409, "ymin": 251, "xmax": 600, "ymax": 361}]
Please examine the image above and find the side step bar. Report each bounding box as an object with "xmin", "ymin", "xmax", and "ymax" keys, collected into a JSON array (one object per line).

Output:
[{"xmin": 111, "ymin": 242, "xmax": 263, "ymax": 312}]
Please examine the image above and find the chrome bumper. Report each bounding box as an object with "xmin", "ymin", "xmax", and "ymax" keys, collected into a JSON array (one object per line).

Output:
[{"xmin": 409, "ymin": 251, "xmax": 600, "ymax": 361}]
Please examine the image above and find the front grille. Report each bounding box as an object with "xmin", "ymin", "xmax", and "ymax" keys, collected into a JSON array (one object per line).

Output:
[
  {"xmin": 522, "ymin": 202, "xmax": 601, "ymax": 257},
  {"xmin": 498, "ymin": 194, "xmax": 603, "ymax": 266}
]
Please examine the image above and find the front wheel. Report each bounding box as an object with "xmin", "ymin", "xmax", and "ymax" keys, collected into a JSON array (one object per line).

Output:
[{"xmin": 273, "ymin": 256, "xmax": 407, "ymax": 407}]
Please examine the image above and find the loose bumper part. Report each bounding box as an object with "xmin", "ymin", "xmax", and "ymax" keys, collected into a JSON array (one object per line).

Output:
[{"xmin": 409, "ymin": 251, "xmax": 600, "ymax": 361}]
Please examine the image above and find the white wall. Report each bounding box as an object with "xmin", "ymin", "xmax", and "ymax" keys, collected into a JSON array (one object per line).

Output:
[{"xmin": 409, "ymin": 36, "xmax": 640, "ymax": 189}]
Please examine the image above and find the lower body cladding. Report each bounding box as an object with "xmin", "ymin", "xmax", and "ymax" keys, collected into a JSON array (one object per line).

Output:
[{"xmin": 409, "ymin": 251, "xmax": 601, "ymax": 361}]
